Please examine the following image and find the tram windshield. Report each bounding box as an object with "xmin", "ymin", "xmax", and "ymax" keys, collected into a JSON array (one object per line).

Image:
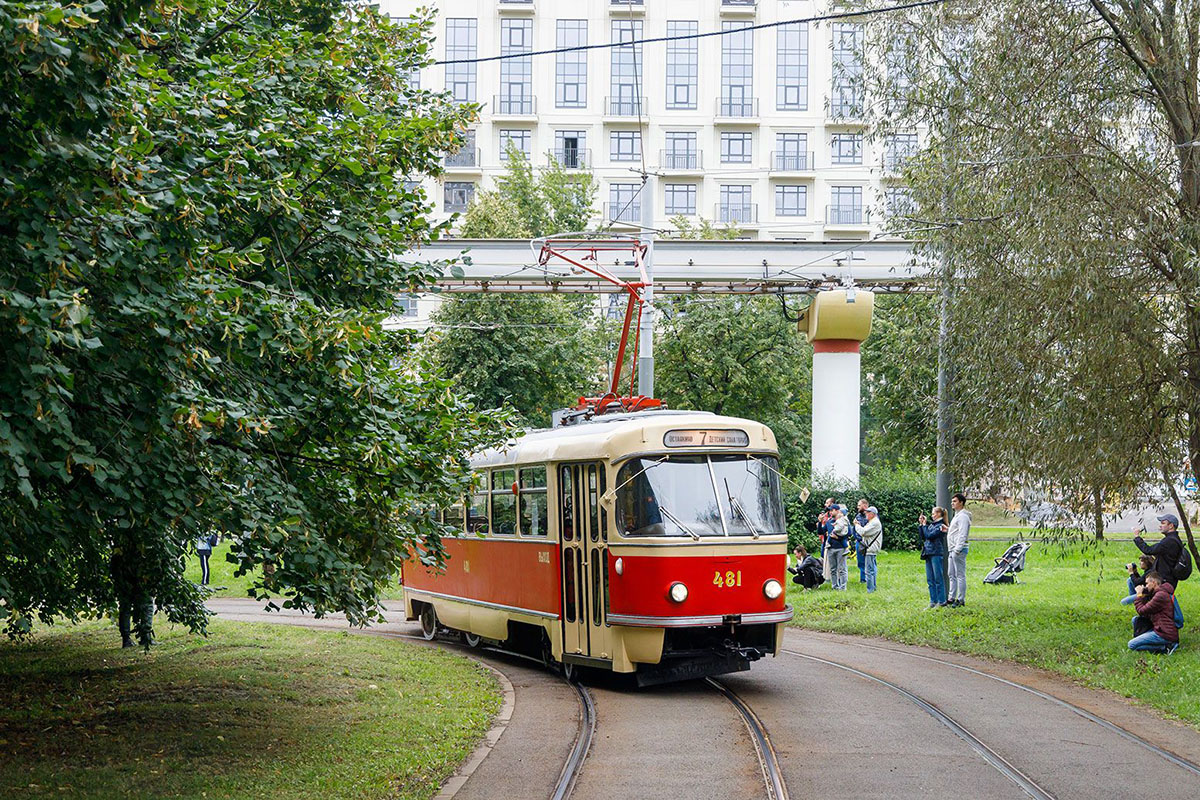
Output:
[{"xmin": 616, "ymin": 455, "xmax": 785, "ymax": 537}]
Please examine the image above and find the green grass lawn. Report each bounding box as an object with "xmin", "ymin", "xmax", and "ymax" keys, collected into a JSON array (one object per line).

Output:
[
  {"xmin": 186, "ymin": 542, "xmax": 404, "ymax": 600},
  {"xmin": 0, "ymin": 619, "xmax": 499, "ymax": 800},
  {"xmin": 789, "ymin": 531, "xmax": 1200, "ymax": 728}
]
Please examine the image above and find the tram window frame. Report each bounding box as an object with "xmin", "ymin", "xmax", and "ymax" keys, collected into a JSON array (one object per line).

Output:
[
  {"xmin": 445, "ymin": 500, "xmax": 466, "ymax": 535},
  {"xmin": 563, "ymin": 548, "xmax": 577, "ymax": 623},
  {"xmin": 560, "ymin": 465, "xmax": 575, "ymax": 542},
  {"xmin": 591, "ymin": 546, "xmax": 602, "ymax": 625},
  {"xmin": 467, "ymin": 472, "xmax": 489, "ymax": 534},
  {"xmin": 519, "ymin": 465, "xmax": 549, "ymax": 537},
  {"xmin": 491, "ymin": 468, "xmax": 518, "ymax": 536},
  {"xmin": 588, "ymin": 465, "xmax": 600, "ymax": 543}
]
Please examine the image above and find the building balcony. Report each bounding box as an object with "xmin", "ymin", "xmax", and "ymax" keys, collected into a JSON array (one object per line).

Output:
[
  {"xmin": 716, "ymin": 97, "xmax": 758, "ymax": 120},
  {"xmin": 716, "ymin": 203, "xmax": 757, "ymax": 225},
  {"xmin": 771, "ymin": 151, "xmax": 815, "ymax": 173},
  {"xmin": 721, "ymin": 0, "xmax": 757, "ymax": 13},
  {"xmin": 492, "ymin": 94, "xmax": 536, "ymax": 120},
  {"xmin": 497, "ymin": 0, "xmax": 534, "ymax": 13},
  {"xmin": 825, "ymin": 205, "xmax": 871, "ymax": 228},
  {"xmin": 609, "ymin": 0, "xmax": 645, "ymax": 13},
  {"xmin": 605, "ymin": 96, "xmax": 648, "ymax": 119},
  {"xmin": 827, "ymin": 98, "xmax": 865, "ymax": 123},
  {"xmin": 444, "ymin": 147, "xmax": 481, "ymax": 172},
  {"xmin": 659, "ymin": 150, "xmax": 703, "ymax": 172},
  {"xmin": 605, "ymin": 201, "xmax": 642, "ymax": 225},
  {"xmin": 548, "ymin": 148, "xmax": 592, "ymax": 170}
]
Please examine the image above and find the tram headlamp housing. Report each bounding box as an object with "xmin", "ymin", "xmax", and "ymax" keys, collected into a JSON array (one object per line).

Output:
[
  {"xmin": 763, "ymin": 579, "xmax": 783, "ymax": 600},
  {"xmin": 614, "ymin": 557, "xmax": 624, "ymax": 576},
  {"xmin": 668, "ymin": 582, "xmax": 688, "ymax": 603}
]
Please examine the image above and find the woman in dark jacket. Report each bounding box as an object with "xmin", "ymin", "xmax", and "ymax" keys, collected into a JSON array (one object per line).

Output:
[{"xmin": 918, "ymin": 507, "xmax": 948, "ymax": 607}]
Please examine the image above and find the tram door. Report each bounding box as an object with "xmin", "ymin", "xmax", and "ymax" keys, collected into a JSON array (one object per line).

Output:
[{"xmin": 559, "ymin": 463, "xmax": 609, "ymax": 661}]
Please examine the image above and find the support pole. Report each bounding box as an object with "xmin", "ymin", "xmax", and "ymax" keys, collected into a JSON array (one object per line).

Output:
[{"xmin": 637, "ymin": 176, "xmax": 655, "ymax": 398}]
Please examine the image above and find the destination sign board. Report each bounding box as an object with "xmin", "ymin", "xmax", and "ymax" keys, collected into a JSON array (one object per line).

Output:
[{"xmin": 664, "ymin": 429, "xmax": 750, "ymax": 448}]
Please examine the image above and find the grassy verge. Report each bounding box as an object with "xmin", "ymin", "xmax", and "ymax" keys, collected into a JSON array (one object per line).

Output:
[
  {"xmin": 185, "ymin": 542, "xmax": 404, "ymax": 600},
  {"xmin": 1, "ymin": 619, "xmax": 499, "ymax": 799},
  {"xmin": 788, "ymin": 534, "xmax": 1200, "ymax": 728}
]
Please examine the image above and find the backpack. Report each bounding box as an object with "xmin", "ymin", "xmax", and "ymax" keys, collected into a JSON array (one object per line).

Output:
[{"xmin": 1176, "ymin": 544, "xmax": 1193, "ymax": 581}]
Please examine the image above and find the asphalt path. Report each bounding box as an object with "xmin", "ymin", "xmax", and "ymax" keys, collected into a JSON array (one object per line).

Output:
[{"xmin": 207, "ymin": 599, "xmax": 1200, "ymax": 800}]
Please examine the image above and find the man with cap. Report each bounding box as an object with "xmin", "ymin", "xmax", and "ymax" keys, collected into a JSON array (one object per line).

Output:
[
  {"xmin": 1135, "ymin": 513, "xmax": 1184, "ymax": 586},
  {"xmin": 826, "ymin": 505, "xmax": 851, "ymax": 591},
  {"xmin": 858, "ymin": 506, "xmax": 884, "ymax": 592}
]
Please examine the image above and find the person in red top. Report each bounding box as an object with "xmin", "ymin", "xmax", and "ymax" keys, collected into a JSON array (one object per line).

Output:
[{"xmin": 1128, "ymin": 572, "xmax": 1181, "ymax": 654}]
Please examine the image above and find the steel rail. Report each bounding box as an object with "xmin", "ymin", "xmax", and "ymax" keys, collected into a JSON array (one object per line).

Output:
[
  {"xmin": 826, "ymin": 637, "xmax": 1200, "ymax": 779},
  {"xmin": 782, "ymin": 648, "xmax": 1056, "ymax": 800},
  {"xmin": 706, "ymin": 678, "xmax": 790, "ymax": 800}
]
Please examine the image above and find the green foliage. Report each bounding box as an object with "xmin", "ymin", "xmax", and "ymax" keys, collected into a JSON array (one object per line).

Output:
[
  {"xmin": 429, "ymin": 295, "xmax": 607, "ymax": 428},
  {"xmin": 457, "ymin": 192, "xmax": 531, "ymax": 239},
  {"xmin": 459, "ymin": 144, "xmax": 596, "ymax": 238},
  {"xmin": 0, "ymin": 0, "xmax": 509, "ymax": 644},
  {"xmin": 785, "ymin": 467, "xmax": 935, "ymax": 552},
  {"xmin": 655, "ymin": 296, "xmax": 811, "ymax": 475},
  {"xmin": 666, "ymin": 214, "xmax": 743, "ymax": 240},
  {"xmin": 0, "ymin": 620, "xmax": 500, "ymax": 798}
]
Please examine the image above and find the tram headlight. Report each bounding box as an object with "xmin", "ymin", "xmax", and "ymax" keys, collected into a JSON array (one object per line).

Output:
[
  {"xmin": 668, "ymin": 582, "xmax": 689, "ymax": 603},
  {"xmin": 763, "ymin": 579, "xmax": 783, "ymax": 600}
]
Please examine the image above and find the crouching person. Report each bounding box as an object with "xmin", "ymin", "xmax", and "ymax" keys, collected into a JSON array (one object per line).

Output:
[
  {"xmin": 1128, "ymin": 571, "xmax": 1180, "ymax": 654},
  {"xmin": 789, "ymin": 546, "xmax": 825, "ymax": 590}
]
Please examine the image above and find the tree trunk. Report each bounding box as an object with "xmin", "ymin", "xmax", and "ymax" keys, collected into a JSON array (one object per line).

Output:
[{"xmin": 1093, "ymin": 485, "xmax": 1104, "ymax": 541}]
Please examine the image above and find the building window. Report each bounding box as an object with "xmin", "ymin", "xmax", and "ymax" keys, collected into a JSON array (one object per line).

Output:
[
  {"xmin": 665, "ymin": 20, "xmax": 698, "ymax": 110},
  {"xmin": 719, "ymin": 184, "xmax": 754, "ymax": 224},
  {"xmin": 446, "ymin": 129, "xmax": 477, "ymax": 168},
  {"xmin": 554, "ymin": 130, "xmax": 588, "ymax": 169},
  {"xmin": 775, "ymin": 132, "xmax": 809, "ymax": 171},
  {"xmin": 499, "ymin": 19, "xmax": 533, "ymax": 114},
  {"xmin": 775, "ymin": 185, "xmax": 807, "ymax": 217},
  {"xmin": 720, "ymin": 21, "xmax": 754, "ymax": 116},
  {"xmin": 556, "ymin": 20, "xmax": 587, "ymax": 109},
  {"xmin": 884, "ymin": 132, "xmax": 918, "ymax": 171},
  {"xmin": 831, "ymin": 133, "xmax": 863, "ymax": 165},
  {"xmin": 831, "ymin": 23, "xmax": 863, "ymax": 118},
  {"xmin": 776, "ymin": 22, "xmax": 808, "ymax": 111},
  {"xmin": 445, "ymin": 19, "xmax": 477, "ymax": 104},
  {"xmin": 398, "ymin": 294, "xmax": 420, "ymax": 318},
  {"xmin": 665, "ymin": 184, "xmax": 697, "ymax": 216},
  {"xmin": 829, "ymin": 185, "xmax": 863, "ymax": 224},
  {"xmin": 403, "ymin": 66, "xmax": 421, "ymax": 91},
  {"xmin": 885, "ymin": 186, "xmax": 915, "ymax": 218},
  {"xmin": 664, "ymin": 131, "xmax": 698, "ymax": 169},
  {"xmin": 610, "ymin": 130, "xmax": 642, "ymax": 162},
  {"xmin": 444, "ymin": 181, "xmax": 475, "ymax": 213},
  {"xmin": 609, "ymin": 183, "xmax": 641, "ymax": 223},
  {"xmin": 610, "ymin": 20, "xmax": 643, "ymax": 116},
  {"xmin": 720, "ymin": 132, "xmax": 753, "ymax": 164},
  {"xmin": 499, "ymin": 129, "xmax": 531, "ymax": 160}
]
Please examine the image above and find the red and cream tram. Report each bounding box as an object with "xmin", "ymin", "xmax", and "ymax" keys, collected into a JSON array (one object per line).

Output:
[{"xmin": 402, "ymin": 409, "xmax": 794, "ymax": 684}]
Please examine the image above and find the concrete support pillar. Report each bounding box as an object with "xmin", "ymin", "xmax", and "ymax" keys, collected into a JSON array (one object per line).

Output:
[{"xmin": 811, "ymin": 340, "xmax": 861, "ymax": 484}]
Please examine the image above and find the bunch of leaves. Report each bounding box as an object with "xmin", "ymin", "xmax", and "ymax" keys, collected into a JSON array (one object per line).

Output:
[
  {"xmin": 458, "ymin": 143, "xmax": 597, "ymax": 238},
  {"xmin": 0, "ymin": 0, "xmax": 509, "ymax": 644}
]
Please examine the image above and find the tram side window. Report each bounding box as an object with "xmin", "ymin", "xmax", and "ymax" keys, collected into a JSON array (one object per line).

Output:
[
  {"xmin": 563, "ymin": 548, "xmax": 576, "ymax": 623},
  {"xmin": 491, "ymin": 468, "xmax": 517, "ymax": 535},
  {"xmin": 467, "ymin": 488, "xmax": 489, "ymax": 534},
  {"xmin": 445, "ymin": 500, "xmax": 466, "ymax": 534},
  {"xmin": 588, "ymin": 465, "xmax": 599, "ymax": 542},
  {"xmin": 560, "ymin": 466, "xmax": 575, "ymax": 541},
  {"xmin": 520, "ymin": 466, "xmax": 548, "ymax": 537}
]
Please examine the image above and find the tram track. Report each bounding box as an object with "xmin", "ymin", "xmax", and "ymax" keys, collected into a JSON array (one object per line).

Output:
[
  {"xmin": 824, "ymin": 636, "xmax": 1200, "ymax": 778},
  {"xmin": 706, "ymin": 677, "xmax": 790, "ymax": 800},
  {"xmin": 781, "ymin": 647, "xmax": 1057, "ymax": 800}
]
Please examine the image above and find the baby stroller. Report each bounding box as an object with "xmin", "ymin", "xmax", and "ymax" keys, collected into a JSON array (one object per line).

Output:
[{"xmin": 983, "ymin": 542, "xmax": 1032, "ymax": 585}]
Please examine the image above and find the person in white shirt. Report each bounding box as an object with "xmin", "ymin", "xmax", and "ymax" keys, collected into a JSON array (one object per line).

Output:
[
  {"xmin": 859, "ymin": 506, "xmax": 884, "ymax": 593},
  {"xmin": 946, "ymin": 493, "xmax": 972, "ymax": 607},
  {"xmin": 827, "ymin": 506, "xmax": 851, "ymax": 590}
]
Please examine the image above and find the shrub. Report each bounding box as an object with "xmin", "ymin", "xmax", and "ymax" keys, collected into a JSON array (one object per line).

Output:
[{"xmin": 784, "ymin": 471, "xmax": 935, "ymax": 552}]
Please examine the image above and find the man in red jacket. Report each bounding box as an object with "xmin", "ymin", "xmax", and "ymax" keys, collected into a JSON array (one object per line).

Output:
[{"xmin": 1129, "ymin": 572, "xmax": 1181, "ymax": 654}]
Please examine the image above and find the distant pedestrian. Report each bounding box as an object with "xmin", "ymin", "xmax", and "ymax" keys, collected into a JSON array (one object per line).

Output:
[
  {"xmin": 855, "ymin": 498, "xmax": 870, "ymax": 583},
  {"xmin": 919, "ymin": 507, "xmax": 948, "ymax": 607},
  {"xmin": 197, "ymin": 532, "xmax": 218, "ymax": 586},
  {"xmin": 818, "ymin": 498, "xmax": 835, "ymax": 584},
  {"xmin": 859, "ymin": 506, "xmax": 883, "ymax": 593},
  {"xmin": 946, "ymin": 493, "xmax": 971, "ymax": 607},
  {"xmin": 1128, "ymin": 571, "xmax": 1180, "ymax": 654},
  {"xmin": 827, "ymin": 505, "xmax": 851, "ymax": 590},
  {"xmin": 789, "ymin": 546, "xmax": 825, "ymax": 589},
  {"xmin": 1134, "ymin": 514, "xmax": 1185, "ymax": 586}
]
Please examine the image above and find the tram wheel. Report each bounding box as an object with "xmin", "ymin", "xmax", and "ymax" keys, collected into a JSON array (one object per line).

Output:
[
  {"xmin": 419, "ymin": 605, "xmax": 438, "ymax": 641},
  {"xmin": 463, "ymin": 632, "xmax": 482, "ymax": 648}
]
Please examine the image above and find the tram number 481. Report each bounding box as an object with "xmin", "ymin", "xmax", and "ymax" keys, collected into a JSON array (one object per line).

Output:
[{"xmin": 713, "ymin": 570, "xmax": 742, "ymax": 588}]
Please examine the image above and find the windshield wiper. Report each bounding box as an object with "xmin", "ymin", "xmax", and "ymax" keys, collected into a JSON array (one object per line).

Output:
[
  {"xmin": 659, "ymin": 505, "xmax": 701, "ymax": 540},
  {"xmin": 725, "ymin": 478, "xmax": 761, "ymax": 539}
]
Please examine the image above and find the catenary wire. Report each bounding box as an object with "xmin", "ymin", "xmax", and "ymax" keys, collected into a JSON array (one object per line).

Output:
[{"xmin": 428, "ymin": 0, "xmax": 951, "ymax": 66}]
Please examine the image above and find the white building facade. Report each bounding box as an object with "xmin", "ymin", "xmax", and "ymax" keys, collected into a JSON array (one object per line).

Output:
[{"xmin": 381, "ymin": 0, "xmax": 917, "ymax": 242}]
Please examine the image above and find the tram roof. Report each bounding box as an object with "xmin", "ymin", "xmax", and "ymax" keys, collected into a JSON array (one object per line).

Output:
[{"xmin": 471, "ymin": 409, "xmax": 779, "ymax": 468}]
